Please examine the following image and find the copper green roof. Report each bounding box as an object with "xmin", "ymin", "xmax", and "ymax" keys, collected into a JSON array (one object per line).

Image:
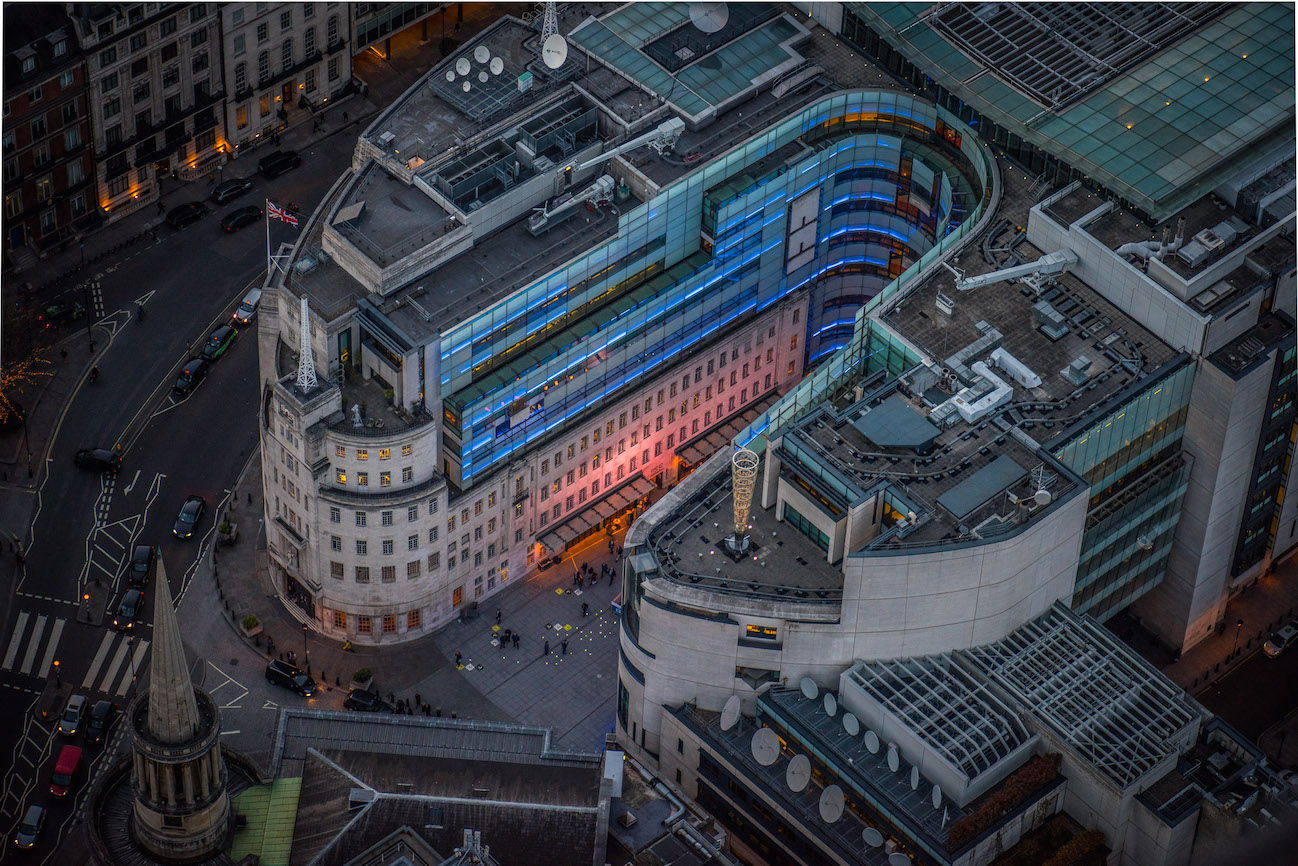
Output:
[
  {"xmin": 849, "ymin": 2, "xmax": 1296, "ymax": 219},
  {"xmin": 229, "ymin": 778, "xmax": 302, "ymax": 866}
]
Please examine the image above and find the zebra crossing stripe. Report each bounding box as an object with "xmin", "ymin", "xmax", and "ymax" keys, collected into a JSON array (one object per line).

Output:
[
  {"xmin": 115, "ymin": 639, "xmax": 150, "ymax": 696},
  {"xmin": 97, "ymin": 639, "xmax": 132, "ymax": 694},
  {"xmin": 18, "ymin": 615, "xmax": 46, "ymax": 675},
  {"xmin": 36, "ymin": 619, "xmax": 65, "ymax": 678},
  {"xmin": 1, "ymin": 612, "xmax": 29, "ymax": 670},
  {"xmin": 82, "ymin": 631, "xmax": 116, "ymax": 688}
]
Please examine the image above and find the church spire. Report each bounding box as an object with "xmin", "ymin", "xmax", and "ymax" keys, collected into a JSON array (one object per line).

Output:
[{"xmin": 147, "ymin": 557, "xmax": 200, "ymax": 743}]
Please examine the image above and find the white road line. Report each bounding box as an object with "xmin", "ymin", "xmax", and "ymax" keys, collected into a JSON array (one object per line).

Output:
[
  {"xmin": 91, "ymin": 559, "xmax": 116, "ymax": 578},
  {"xmin": 97, "ymin": 638, "xmax": 131, "ymax": 694},
  {"xmin": 82, "ymin": 631, "xmax": 116, "ymax": 688},
  {"xmin": 94, "ymin": 543, "xmax": 119, "ymax": 559},
  {"xmin": 18, "ymin": 615, "xmax": 46, "ymax": 675},
  {"xmin": 2, "ymin": 612, "xmax": 29, "ymax": 670},
  {"xmin": 100, "ymin": 531, "xmax": 127, "ymax": 551},
  {"xmin": 115, "ymin": 639, "xmax": 149, "ymax": 696},
  {"xmin": 36, "ymin": 619, "xmax": 65, "ymax": 678}
]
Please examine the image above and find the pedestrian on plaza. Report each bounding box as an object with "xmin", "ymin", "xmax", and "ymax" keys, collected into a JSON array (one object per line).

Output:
[
  {"xmin": 608, "ymin": 539, "xmax": 614, "ymax": 553},
  {"xmin": 495, "ymin": 608, "xmax": 502, "ymax": 624},
  {"xmin": 543, "ymin": 640, "xmax": 550, "ymax": 655},
  {"xmin": 513, "ymin": 633, "xmax": 520, "ymax": 649},
  {"xmin": 503, "ymin": 628, "xmax": 511, "ymax": 643},
  {"xmin": 156, "ymin": 200, "xmax": 165, "ymax": 215},
  {"xmin": 610, "ymin": 569, "xmax": 617, "ymax": 586},
  {"xmin": 415, "ymin": 692, "xmax": 422, "ymax": 707},
  {"xmin": 617, "ymin": 545, "xmax": 623, "ymax": 557},
  {"xmin": 561, "ymin": 637, "xmax": 568, "ymax": 655},
  {"xmin": 455, "ymin": 650, "xmax": 463, "ymax": 667},
  {"xmin": 582, "ymin": 602, "xmax": 589, "ymax": 617},
  {"xmin": 577, "ymin": 575, "xmax": 584, "ymax": 589}
]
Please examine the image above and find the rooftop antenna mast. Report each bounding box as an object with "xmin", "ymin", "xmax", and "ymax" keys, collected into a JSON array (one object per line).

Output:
[
  {"xmin": 540, "ymin": 1, "xmax": 558, "ymax": 43},
  {"xmin": 297, "ymin": 296, "xmax": 317, "ymax": 392}
]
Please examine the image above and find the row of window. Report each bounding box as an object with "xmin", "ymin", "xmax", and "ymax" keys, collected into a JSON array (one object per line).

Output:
[
  {"xmin": 92, "ymin": 4, "xmax": 209, "ymax": 44},
  {"xmin": 336, "ymin": 444, "xmax": 412, "ymax": 460},
  {"xmin": 334, "ymin": 466, "xmax": 414, "ymax": 486},
  {"xmin": 330, "ymin": 608, "xmax": 419, "ymax": 634},
  {"xmin": 327, "ymin": 500, "xmax": 440, "ymax": 526}
]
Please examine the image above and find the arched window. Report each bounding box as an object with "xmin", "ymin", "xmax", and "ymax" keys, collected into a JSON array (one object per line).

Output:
[
  {"xmin": 280, "ymin": 38, "xmax": 292, "ymax": 71},
  {"xmin": 257, "ymin": 51, "xmax": 269, "ymax": 82},
  {"xmin": 234, "ymin": 61, "xmax": 246, "ymax": 92}
]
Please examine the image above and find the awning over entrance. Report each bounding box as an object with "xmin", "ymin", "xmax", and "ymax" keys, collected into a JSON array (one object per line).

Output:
[
  {"xmin": 538, "ymin": 474, "xmax": 655, "ymax": 552},
  {"xmin": 677, "ymin": 392, "xmax": 780, "ymax": 466}
]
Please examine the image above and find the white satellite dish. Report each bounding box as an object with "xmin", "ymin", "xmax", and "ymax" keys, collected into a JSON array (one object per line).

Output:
[
  {"xmin": 823, "ymin": 692, "xmax": 837, "ymax": 717},
  {"xmin": 887, "ymin": 744, "xmax": 900, "ymax": 772},
  {"xmin": 864, "ymin": 730, "xmax": 880, "ymax": 754},
  {"xmin": 478, "ymin": 71, "xmax": 489, "ymax": 83},
  {"xmin": 689, "ymin": 2, "xmax": 729, "ymax": 34},
  {"xmin": 455, "ymin": 57, "xmax": 471, "ymax": 76},
  {"xmin": 720, "ymin": 695, "xmax": 740, "ymax": 731},
  {"xmin": 461, "ymin": 80, "xmax": 471, "ymax": 92},
  {"xmin": 751, "ymin": 728, "xmax": 780, "ymax": 766},
  {"xmin": 542, "ymin": 33, "xmax": 568, "ymax": 69},
  {"xmin": 473, "ymin": 45, "xmax": 490, "ymax": 64},
  {"xmin": 819, "ymin": 785, "xmax": 845, "ymax": 823},
  {"xmin": 843, "ymin": 712, "xmax": 860, "ymax": 737},
  {"xmin": 863, "ymin": 827, "xmax": 884, "ymax": 848},
  {"xmin": 1034, "ymin": 488, "xmax": 1052, "ymax": 506},
  {"xmin": 888, "ymin": 854, "xmax": 912, "ymax": 866},
  {"xmin": 910, "ymin": 766, "xmax": 920, "ymax": 790},
  {"xmin": 786, "ymin": 754, "xmax": 811, "ymax": 792},
  {"xmin": 931, "ymin": 784, "xmax": 942, "ymax": 809},
  {"xmin": 490, "ymin": 56, "xmax": 504, "ymax": 75},
  {"xmin": 799, "ymin": 677, "xmax": 818, "ymax": 700},
  {"xmin": 445, "ymin": 69, "xmax": 456, "ymax": 82}
]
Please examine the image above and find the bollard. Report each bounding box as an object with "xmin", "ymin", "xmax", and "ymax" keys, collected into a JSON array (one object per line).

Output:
[
  {"xmin": 1213, "ymin": 662, "xmax": 1220, "ymax": 673},
  {"xmin": 254, "ymin": 635, "xmax": 261, "ymax": 647},
  {"xmin": 335, "ymin": 676, "xmax": 340, "ymax": 686},
  {"xmin": 248, "ymin": 492, "xmax": 252, "ymax": 504}
]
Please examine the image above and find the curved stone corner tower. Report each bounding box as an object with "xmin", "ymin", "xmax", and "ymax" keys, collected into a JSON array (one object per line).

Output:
[{"xmin": 129, "ymin": 558, "xmax": 231, "ymax": 861}]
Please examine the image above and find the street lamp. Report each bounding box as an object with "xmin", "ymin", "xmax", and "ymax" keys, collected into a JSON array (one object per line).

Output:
[
  {"xmin": 82, "ymin": 281, "xmax": 96, "ymax": 353},
  {"xmin": 302, "ymin": 624, "xmax": 309, "ymax": 672},
  {"xmin": 128, "ymin": 635, "xmax": 137, "ymax": 686},
  {"xmin": 1231, "ymin": 618, "xmax": 1244, "ymax": 659}
]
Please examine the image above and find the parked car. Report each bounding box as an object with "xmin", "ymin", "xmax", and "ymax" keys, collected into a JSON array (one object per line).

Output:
[
  {"xmin": 48, "ymin": 745, "xmax": 83, "ymax": 798},
  {"xmin": 166, "ymin": 201, "xmax": 207, "ymax": 228},
  {"xmin": 343, "ymin": 689, "xmax": 391, "ymax": 712},
  {"xmin": 201, "ymin": 324, "xmax": 238, "ymax": 360},
  {"xmin": 173, "ymin": 495, "xmax": 206, "ymax": 539},
  {"xmin": 39, "ymin": 302, "xmax": 85, "ymax": 329},
  {"xmin": 211, "ymin": 177, "xmax": 254, "ymax": 204},
  {"xmin": 265, "ymin": 659, "xmax": 317, "ymax": 696},
  {"xmin": 233, "ymin": 286, "xmax": 263, "ymax": 324},
  {"xmin": 84, "ymin": 700, "xmax": 117, "ymax": 744},
  {"xmin": 74, "ymin": 447, "xmax": 121, "ymax": 473},
  {"xmin": 173, "ymin": 357, "xmax": 210, "ymax": 395},
  {"xmin": 220, "ymin": 205, "xmax": 262, "ymax": 233},
  {"xmin": 1262, "ymin": 621, "xmax": 1298, "ymax": 658},
  {"xmin": 58, "ymin": 694, "xmax": 87, "ymax": 736},
  {"xmin": 112, "ymin": 588, "xmax": 143, "ymax": 631},
  {"xmin": 13, "ymin": 804, "xmax": 45, "ymax": 849},
  {"xmin": 127, "ymin": 544, "xmax": 156, "ymax": 588},
  {"xmin": 258, "ymin": 149, "xmax": 302, "ymax": 179}
]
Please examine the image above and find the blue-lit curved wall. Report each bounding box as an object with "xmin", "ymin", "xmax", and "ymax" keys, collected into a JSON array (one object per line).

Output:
[{"xmin": 440, "ymin": 91, "xmax": 985, "ymax": 488}]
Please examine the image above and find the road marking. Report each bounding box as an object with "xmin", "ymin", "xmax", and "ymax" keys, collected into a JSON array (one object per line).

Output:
[
  {"xmin": 18, "ymin": 615, "xmax": 46, "ymax": 675},
  {"xmin": 82, "ymin": 631, "xmax": 116, "ymax": 687},
  {"xmin": 36, "ymin": 619, "xmax": 65, "ymax": 678},
  {"xmin": 2, "ymin": 612, "xmax": 29, "ymax": 670},
  {"xmin": 122, "ymin": 469, "xmax": 141, "ymax": 495},
  {"xmin": 115, "ymin": 639, "xmax": 149, "ymax": 696},
  {"xmin": 97, "ymin": 638, "xmax": 132, "ymax": 693},
  {"xmin": 262, "ymin": 700, "xmax": 278, "ymax": 710},
  {"xmin": 219, "ymin": 730, "xmax": 241, "ymax": 735}
]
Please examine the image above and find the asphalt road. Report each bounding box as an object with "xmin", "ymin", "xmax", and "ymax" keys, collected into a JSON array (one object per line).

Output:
[
  {"xmin": 1197, "ymin": 640, "xmax": 1298, "ymax": 741},
  {"xmin": 0, "ymin": 134, "xmax": 354, "ymax": 862}
]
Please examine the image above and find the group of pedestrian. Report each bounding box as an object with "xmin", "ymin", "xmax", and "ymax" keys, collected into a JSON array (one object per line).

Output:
[
  {"xmin": 542, "ymin": 636, "xmax": 569, "ymax": 656},
  {"xmin": 388, "ymin": 692, "xmax": 433, "ymax": 716}
]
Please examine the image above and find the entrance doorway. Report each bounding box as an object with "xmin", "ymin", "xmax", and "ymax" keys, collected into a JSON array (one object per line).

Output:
[{"xmin": 285, "ymin": 575, "xmax": 315, "ymax": 618}]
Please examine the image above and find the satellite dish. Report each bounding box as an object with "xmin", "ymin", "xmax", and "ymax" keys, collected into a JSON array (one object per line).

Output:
[
  {"xmin": 887, "ymin": 744, "xmax": 900, "ymax": 772},
  {"xmin": 863, "ymin": 827, "xmax": 884, "ymax": 848},
  {"xmin": 542, "ymin": 33, "xmax": 568, "ymax": 69},
  {"xmin": 786, "ymin": 754, "xmax": 811, "ymax": 792},
  {"xmin": 689, "ymin": 2, "xmax": 729, "ymax": 34},
  {"xmin": 461, "ymin": 80, "xmax": 471, "ymax": 92},
  {"xmin": 842, "ymin": 712, "xmax": 860, "ymax": 736},
  {"xmin": 445, "ymin": 69, "xmax": 455, "ymax": 82},
  {"xmin": 931, "ymin": 784, "xmax": 942, "ymax": 809},
  {"xmin": 720, "ymin": 695, "xmax": 740, "ymax": 731},
  {"xmin": 910, "ymin": 766, "xmax": 920, "ymax": 790},
  {"xmin": 478, "ymin": 71, "xmax": 489, "ymax": 83},
  {"xmin": 823, "ymin": 692, "xmax": 837, "ymax": 717},
  {"xmin": 751, "ymin": 728, "xmax": 780, "ymax": 766},
  {"xmin": 455, "ymin": 57, "xmax": 471, "ymax": 76},
  {"xmin": 888, "ymin": 854, "xmax": 912, "ymax": 866},
  {"xmin": 1034, "ymin": 488, "xmax": 1052, "ymax": 506},
  {"xmin": 864, "ymin": 730, "xmax": 880, "ymax": 754},
  {"xmin": 819, "ymin": 785, "xmax": 845, "ymax": 823},
  {"xmin": 490, "ymin": 56, "xmax": 504, "ymax": 75},
  {"xmin": 799, "ymin": 677, "xmax": 818, "ymax": 700},
  {"xmin": 473, "ymin": 45, "xmax": 490, "ymax": 64}
]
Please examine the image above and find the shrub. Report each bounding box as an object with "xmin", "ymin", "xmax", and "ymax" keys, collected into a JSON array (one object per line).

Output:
[
  {"xmin": 218, "ymin": 519, "xmax": 233, "ymax": 534},
  {"xmin": 1043, "ymin": 829, "xmax": 1106, "ymax": 866},
  {"xmin": 241, "ymin": 614, "xmax": 259, "ymax": 631},
  {"xmin": 948, "ymin": 753, "xmax": 1062, "ymax": 849},
  {"xmin": 353, "ymin": 668, "xmax": 372, "ymax": 683}
]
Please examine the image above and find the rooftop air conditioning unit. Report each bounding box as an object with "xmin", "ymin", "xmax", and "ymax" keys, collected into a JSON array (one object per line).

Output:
[{"xmin": 377, "ymin": 131, "xmax": 396, "ymax": 148}]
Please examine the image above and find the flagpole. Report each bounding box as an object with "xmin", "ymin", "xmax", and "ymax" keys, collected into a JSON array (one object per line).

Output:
[{"xmin": 266, "ymin": 198, "xmax": 272, "ymax": 281}]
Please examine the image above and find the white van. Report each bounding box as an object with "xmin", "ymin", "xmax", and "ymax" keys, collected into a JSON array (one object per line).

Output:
[{"xmin": 233, "ymin": 287, "xmax": 263, "ymax": 324}]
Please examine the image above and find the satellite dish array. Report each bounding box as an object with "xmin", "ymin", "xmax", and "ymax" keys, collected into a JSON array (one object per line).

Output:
[
  {"xmin": 689, "ymin": 2, "xmax": 730, "ymax": 34},
  {"xmin": 445, "ymin": 44, "xmax": 505, "ymax": 94}
]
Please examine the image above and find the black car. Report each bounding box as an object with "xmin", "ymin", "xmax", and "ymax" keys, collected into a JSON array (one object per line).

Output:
[
  {"xmin": 173, "ymin": 357, "xmax": 210, "ymax": 394},
  {"xmin": 13, "ymin": 804, "xmax": 45, "ymax": 849},
  {"xmin": 39, "ymin": 302, "xmax": 85, "ymax": 329},
  {"xmin": 166, "ymin": 201, "xmax": 207, "ymax": 228},
  {"xmin": 220, "ymin": 205, "xmax": 262, "ymax": 232},
  {"xmin": 127, "ymin": 544, "xmax": 155, "ymax": 587},
  {"xmin": 84, "ymin": 700, "xmax": 117, "ymax": 744},
  {"xmin": 211, "ymin": 177, "xmax": 254, "ymax": 204},
  {"xmin": 343, "ymin": 689, "xmax": 391, "ymax": 712},
  {"xmin": 201, "ymin": 324, "xmax": 238, "ymax": 360},
  {"xmin": 112, "ymin": 589, "xmax": 142, "ymax": 630},
  {"xmin": 173, "ymin": 495, "xmax": 206, "ymax": 539},
  {"xmin": 265, "ymin": 659, "xmax": 317, "ymax": 696},
  {"xmin": 258, "ymin": 149, "xmax": 301, "ymax": 179},
  {"xmin": 74, "ymin": 447, "xmax": 121, "ymax": 473}
]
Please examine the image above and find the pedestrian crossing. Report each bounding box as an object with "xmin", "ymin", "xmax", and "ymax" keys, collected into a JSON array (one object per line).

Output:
[{"xmin": 1, "ymin": 611, "xmax": 148, "ymax": 697}]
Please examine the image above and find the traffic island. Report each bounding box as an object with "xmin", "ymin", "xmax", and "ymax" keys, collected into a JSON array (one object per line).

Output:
[{"xmin": 78, "ymin": 576, "xmax": 111, "ymax": 626}]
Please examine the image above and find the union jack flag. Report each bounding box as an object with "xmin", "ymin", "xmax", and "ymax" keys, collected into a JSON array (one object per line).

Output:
[{"xmin": 267, "ymin": 201, "xmax": 299, "ymax": 226}]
